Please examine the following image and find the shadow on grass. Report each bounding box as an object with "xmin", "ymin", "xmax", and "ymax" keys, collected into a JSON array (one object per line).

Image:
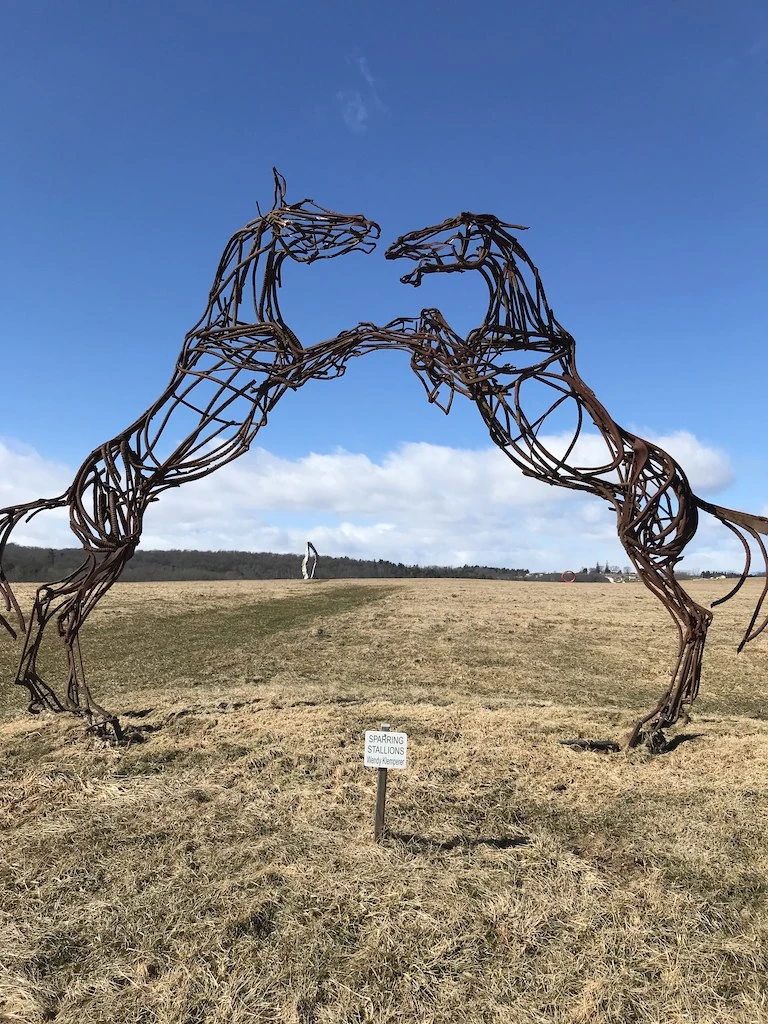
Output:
[
  {"xmin": 389, "ymin": 832, "xmax": 530, "ymax": 853},
  {"xmin": 560, "ymin": 733, "xmax": 705, "ymax": 755},
  {"xmin": 559, "ymin": 738, "xmax": 621, "ymax": 753},
  {"xmin": 661, "ymin": 732, "xmax": 705, "ymax": 753}
]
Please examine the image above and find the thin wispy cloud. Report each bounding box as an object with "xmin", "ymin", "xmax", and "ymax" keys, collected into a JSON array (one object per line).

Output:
[
  {"xmin": 336, "ymin": 90, "xmax": 369, "ymax": 134},
  {"xmin": 336, "ymin": 56, "xmax": 386, "ymax": 134},
  {"xmin": 353, "ymin": 56, "xmax": 387, "ymax": 111}
]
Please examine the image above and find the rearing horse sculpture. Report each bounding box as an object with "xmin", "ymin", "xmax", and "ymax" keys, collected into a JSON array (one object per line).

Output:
[
  {"xmin": 382, "ymin": 212, "xmax": 768, "ymax": 748},
  {"xmin": 0, "ymin": 171, "xmax": 380, "ymax": 735},
  {"xmin": 4, "ymin": 184, "xmax": 765, "ymax": 750}
]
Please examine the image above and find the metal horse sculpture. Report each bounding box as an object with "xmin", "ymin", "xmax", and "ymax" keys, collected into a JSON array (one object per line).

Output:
[
  {"xmin": 381, "ymin": 212, "xmax": 768, "ymax": 747},
  {"xmin": 3, "ymin": 181, "xmax": 766, "ymax": 750},
  {"xmin": 0, "ymin": 172, "xmax": 380, "ymax": 735}
]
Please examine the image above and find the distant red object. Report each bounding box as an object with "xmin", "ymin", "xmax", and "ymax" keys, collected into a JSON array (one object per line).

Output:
[{"xmin": 562, "ymin": 570, "xmax": 576, "ymax": 583}]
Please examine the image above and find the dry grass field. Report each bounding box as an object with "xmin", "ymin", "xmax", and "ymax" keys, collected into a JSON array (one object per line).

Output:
[{"xmin": 1, "ymin": 577, "xmax": 768, "ymax": 1023}]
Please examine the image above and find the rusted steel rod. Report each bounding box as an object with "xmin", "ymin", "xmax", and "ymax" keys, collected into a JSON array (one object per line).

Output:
[
  {"xmin": 0, "ymin": 171, "xmax": 384, "ymax": 733},
  {"xmin": 378, "ymin": 212, "xmax": 768, "ymax": 747},
  {"xmin": 2, "ymin": 182, "xmax": 765, "ymax": 751}
]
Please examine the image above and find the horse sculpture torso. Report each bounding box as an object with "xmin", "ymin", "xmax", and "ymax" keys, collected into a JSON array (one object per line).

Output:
[
  {"xmin": 383, "ymin": 213, "xmax": 768, "ymax": 747},
  {"xmin": 0, "ymin": 171, "xmax": 379, "ymax": 732}
]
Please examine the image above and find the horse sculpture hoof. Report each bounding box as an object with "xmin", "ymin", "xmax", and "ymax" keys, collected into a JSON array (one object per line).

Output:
[{"xmin": 85, "ymin": 716, "xmax": 124, "ymax": 743}]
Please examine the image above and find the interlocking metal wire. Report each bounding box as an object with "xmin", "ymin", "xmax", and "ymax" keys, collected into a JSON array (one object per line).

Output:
[
  {"xmin": 2, "ymin": 183, "xmax": 766, "ymax": 748},
  {"xmin": 0, "ymin": 172, "xmax": 384, "ymax": 736},
  {"xmin": 380, "ymin": 212, "xmax": 768, "ymax": 746}
]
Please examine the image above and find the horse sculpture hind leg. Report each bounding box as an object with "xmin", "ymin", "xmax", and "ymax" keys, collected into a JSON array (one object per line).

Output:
[
  {"xmin": 12, "ymin": 547, "xmax": 130, "ymax": 735},
  {"xmin": 623, "ymin": 558, "xmax": 712, "ymax": 749},
  {"xmin": 614, "ymin": 435, "xmax": 714, "ymax": 746},
  {"xmin": 619, "ymin": 441, "xmax": 768, "ymax": 747},
  {"xmin": 0, "ymin": 495, "xmax": 71, "ymax": 642},
  {"xmin": 473, "ymin": 384, "xmax": 717, "ymax": 749}
]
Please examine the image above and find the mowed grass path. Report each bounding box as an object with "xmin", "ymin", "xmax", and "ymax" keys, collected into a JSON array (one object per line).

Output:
[{"xmin": 1, "ymin": 578, "xmax": 768, "ymax": 1023}]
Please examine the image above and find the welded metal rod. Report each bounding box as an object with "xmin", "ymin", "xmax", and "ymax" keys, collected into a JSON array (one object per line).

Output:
[{"xmin": 2, "ymin": 180, "xmax": 766, "ymax": 751}]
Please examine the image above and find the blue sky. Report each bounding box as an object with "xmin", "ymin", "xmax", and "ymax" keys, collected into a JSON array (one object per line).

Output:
[{"xmin": 1, "ymin": 0, "xmax": 767, "ymax": 570}]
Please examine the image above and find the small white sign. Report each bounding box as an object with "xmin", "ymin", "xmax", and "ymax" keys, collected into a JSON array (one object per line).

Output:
[{"xmin": 364, "ymin": 730, "xmax": 408, "ymax": 769}]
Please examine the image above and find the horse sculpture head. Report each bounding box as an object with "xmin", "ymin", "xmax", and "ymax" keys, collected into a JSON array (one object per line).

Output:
[
  {"xmin": 264, "ymin": 169, "xmax": 380, "ymax": 265},
  {"xmin": 182, "ymin": 171, "xmax": 380, "ymax": 376},
  {"xmin": 385, "ymin": 210, "xmax": 571, "ymax": 370},
  {"xmin": 381, "ymin": 212, "xmax": 576, "ymax": 410},
  {"xmin": 385, "ymin": 212, "xmax": 527, "ymax": 287},
  {"xmin": 197, "ymin": 169, "xmax": 380, "ymax": 333}
]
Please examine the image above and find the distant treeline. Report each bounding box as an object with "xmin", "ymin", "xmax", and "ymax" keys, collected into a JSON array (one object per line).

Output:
[{"xmin": 1, "ymin": 544, "xmax": 531, "ymax": 583}]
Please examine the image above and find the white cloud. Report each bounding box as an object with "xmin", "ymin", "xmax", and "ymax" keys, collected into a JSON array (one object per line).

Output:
[
  {"xmin": 336, "ymin": 56, "xmax": 386, "ymax": 133},
  {"xmin": 0, "ymin": 431, "xmax": 753, "ymax": 572},
  {"xmin": 336, "ymin": 89, "xmax": 368, "ymax": 133},
  {"xmin": 644, "ymin": 431, "xmax": 733, "ymax": 494},
  {"xmin": 353, "ymin": 56, "xmax": 386, "ymax": 111},
  {"xmin": 0, "ymin": 440, "xmax": 71, "ymax": 506},
  {"xmin": 0, "ymin": 440, "xmax": 71, "ymax": 546}
]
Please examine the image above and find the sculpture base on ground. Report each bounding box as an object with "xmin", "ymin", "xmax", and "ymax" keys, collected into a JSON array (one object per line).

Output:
[{"xmin": 83, "ymin": 714, "xmax": 124, "ymax": 743}]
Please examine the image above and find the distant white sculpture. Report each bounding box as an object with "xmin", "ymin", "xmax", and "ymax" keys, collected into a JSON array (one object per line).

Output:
[{"xmin": 301, "ymin": 541, "xmax": 318, "ymax": 581}]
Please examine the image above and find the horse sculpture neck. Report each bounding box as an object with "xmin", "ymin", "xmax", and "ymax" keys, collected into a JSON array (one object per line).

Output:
[
  {"xmin": 190, "ymin": 219, "xmax": 288, "ymax": 337},
  {"xmin": 467, "ymin": 226, "xmax": 574, "ymax": 369}
]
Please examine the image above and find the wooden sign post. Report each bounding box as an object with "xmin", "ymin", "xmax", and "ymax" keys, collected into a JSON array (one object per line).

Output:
[
  {"xmin": 364, "ymin": 722, "xmax": 408, "ymax": 842},
  {"xmin": 374, "ymin": 723, "xmax": 389, "ymax": 842}
]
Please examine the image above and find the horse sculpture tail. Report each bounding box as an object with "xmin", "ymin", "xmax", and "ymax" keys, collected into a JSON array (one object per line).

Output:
[
  {"xmin": 695, "ymin": 497, "xmax": 768, "ymax": 652},
  {"xmin": 0, "ymin": 494, "xmax": 70, "ymax": 640}
]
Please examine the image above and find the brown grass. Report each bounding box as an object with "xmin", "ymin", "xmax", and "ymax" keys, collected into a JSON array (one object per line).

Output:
[{"xmin": 1, "ymin": 578, "xmax": 768, "ymax": 1022}]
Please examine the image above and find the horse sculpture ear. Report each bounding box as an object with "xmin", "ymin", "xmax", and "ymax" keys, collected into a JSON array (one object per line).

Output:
[{"xmin": 272, "ymin": 168, "xmax": 288, "ymax": 208}]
